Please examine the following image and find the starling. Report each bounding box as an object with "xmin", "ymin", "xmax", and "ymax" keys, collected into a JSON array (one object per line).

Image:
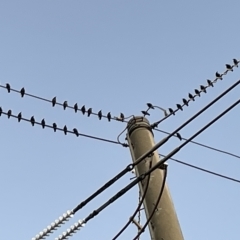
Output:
[
  {"xmin": 141, "ymin": 111, "xmax": 150, "ymax": 116},
  {"xmin": 200, "ymin": 85, "xmax": 206, "ymax": 93},
  {"xmin": 74, "ymin": 103, "xmax": 78, "ymax": 113},
  {"xmin": 20, "ymin": 87, "xmax": 25, "ymax": 97},
  {"xmin": 215, "ymin": 72, "xmax": 223, "ymax": 80},
  {"xmin": 81, "ymin": 105, "xmax": 86, "ymax": 115},
  {"xmin": 7, "ymin": 110, "xmax": 12, "ymax": 118},
  {"xmin": 41, "ymin": 119, "xmax": 45, "ymax": 128},
  {"xmin": 53, "ymin": 123, "xmax": 57, "ymax": 132},
  {"xmin": 98, "ymin": 110, "xmax": 102, "ymax": 120},
  {"xmin": 176, "ymin": 132, "xmax": 182, "ymax": 141},
  {"xmin": 17, "ymin": 112, "xmax": 22, "ymax": 122},
  {"xmin": 176, "ymin": 104, "xmax": 183, "ymax": 111},
  {"xmin": 6, "ymin": 83, "xmax": 11, "ymax": 93},
  {"xmin": 87, "ymin": 108, "xmax": 92, "ymax": 117},
  {"xmin": 63, "ymin": 125, "xmax": 67, "ymax": 135},
  {"xmin": 194, "ymin": 89, "xmax": 200, "ymax": 96},
  {"xmin": 226, "ymin": 64, "xmax": 233, "ymax": 71},
  {"xmin": 168, "ymin": 108, "xmax": 175, "ymax": 115},
  {"xmin": 0, "ymin": 107, "xmax": 2, "ymax": 116},
  {"xmin": 63, "ymin": 101, "xmax": 68, "ymax": 110},
  {"xmin": 107, "ymin": 112, "xmax": 111, "ymax": 121},
  {"xmin": 30, "ymin": 116, "xmax": 35, "ymax": 126},
  {"xmin": 52, "ymin": 97, "xmax": 57, "ymax": 107},
  {"xmin": 73, "ymin": 128, "xmax": 79, "ymax": 137},
  {"xmin": 233, "ymin": 59, "xmax": 239, "ymax": 67},
  {"xmin": 188, "ymin": 93, "xmax": 195, "ymax": 101},
  {"xmin": 182, "ymin": 98, "xmax": 188, "ymax": 106},
  {"xmin": 147, "ymin": 103, "xmax": 154, "ymax": 109},
  {"xmin": 120, "ymin": 113, "xmax": 125, "ymax": 121},
  {"xmin": 207, "ymin": 79, "xmax": 214, "ymax": 87}
]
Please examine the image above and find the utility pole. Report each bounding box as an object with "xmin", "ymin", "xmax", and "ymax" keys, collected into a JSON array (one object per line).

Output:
[{"xmin": 126, "ymin": 116, "xmax": 183, "ymax": 240}]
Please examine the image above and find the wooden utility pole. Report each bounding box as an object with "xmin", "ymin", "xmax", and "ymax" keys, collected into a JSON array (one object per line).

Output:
[{"xmin": 126, "ymin": 116, "xmax": 183, "ymax": 240}]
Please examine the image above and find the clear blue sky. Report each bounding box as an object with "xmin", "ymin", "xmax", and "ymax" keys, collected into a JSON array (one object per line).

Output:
[{"xmin": 1, "ymin": 1, "xmax": 240, "ymax": 239}]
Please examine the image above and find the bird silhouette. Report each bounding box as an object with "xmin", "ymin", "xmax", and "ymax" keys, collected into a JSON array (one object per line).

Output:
[
  {"xmin": 207, "ymin": 79, "xmax": 214, "ymax": 87},
  {"xmin": 176, "ymin": 132, "xmax": 182, "ymax": 141},
  {"xmin": 141, "ymin": 111, "xmax": 150, "ymax": 116},
  {"xmin": 120, "ymin": 113, "xmax": 125, "ymax": 121},
  {"xmin": 176, "ymin": 104, "xmax": 183, "ymax": 111},
  {"xmin": 41, "ymin": 119, "xmax": 45, "ymax": 128},
  {"xmin": 226, "ymin": 64, "xmax": 233, "ymax": 71},
  {"xmin": 0, "ymin": 107, "xmax": 2, "ymax": 116},
  {"xmin": 63, "ymin": 101, "xmax": 68, "ymax": 110},
  {"xmin": 200, "ymin": 85, "xmax": 206, "ymax": 93},
  {"xmin": 98, "ymin": 110, "xmax": 102, "ymax": 120},
  {"xmin": 7, "ymin": 110, "xmax": 12, "ymax": 118},
  {"xmin": 87, "ymin": 108, "xmax": 92, "ymax": 117},
  {"xmin": 188, "ymin": 93, "xmax": 195, "ymax": 101},
  {"xmin": 233, "ymin": 59, "xmax": 239, "ymax": 67},
  {"xmin": 74, "ymin": 103, "xmax": 78, "ymax": 113},
  {"xmin": 20, "ymin": 88, "xmax": 25, "ymax": 97},
  {"xmin": 73, "ymin": 128, "xmax": 79, "ymax": 137},
  {"xmin": 30, "ymin": 116, "xmax": 35, "ymax": 126},
  {"xmin": 63, "ymin": 125, "xmax": 67, "ymax": 135},
  {"xmin": 52, "ymin": 97, "xmax": 57, "ymax": 107},
  {"xmin": 6, "ymin": 83, "xmax": 11, "ymax": 93},
  {"xmin": 17, "ymin": 112, "xmax": 22, "ymax": 122},
  {"xmin": 215, "ymin": 72, "xmax": 223, "ymax": 80},
  {"xmin": 107, "ymin": 112, "xmax": 111, "ymax": 121},
  {"xmin": 194, "ymin": 89, "xmax": 200, "ymax": 96},
  {"xmin": 81, "ymin": 105, "xmax": 86, "ymax": 115},
  {"xmin": 53, "ymin": 123, "xmax": 57, "ymax": 132},
  {"xmin": 147, "ymin": 103, "xmax": 154, "ymax": 109},
  {"xmin": 182, "ymin": 98, "xmax": 188, "ymax": 106},
  {"xmin": 168, "ymin": 108, "xmax": 175, "ymax": 115}
]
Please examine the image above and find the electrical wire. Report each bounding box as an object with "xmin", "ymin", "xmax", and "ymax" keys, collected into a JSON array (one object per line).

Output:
[
  {"xmin": 51, "ymin": 98, "xmax": 240, "ymax": 240},
  {"xmin": 112, "ymin": 157, "xmax": 153, "ymax": 240},
  {"xmin": 132, "ymin": 165, "xmax": 167, "ymax": 240},
  {"xmin": 0, "ymin": 83, "xmax": 128, "ymax": 123},
  {"xmin": 0, "ymin": 109, "xmax": 128, "ymax": 147},
  {"xmin": 159, "ymin": 154, "xmax": 240, "ymax": 184}
]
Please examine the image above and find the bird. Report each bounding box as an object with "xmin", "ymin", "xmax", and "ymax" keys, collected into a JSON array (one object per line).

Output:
[
  {"xmin": 168, "ymin": 108, "xmax": 175, "ymax": 115},
  {"xmin": 30, "ymin": 116, "xmax": 35, "ymax": 126},
  {"xmin": 20, "ymin": 87, "xmax": 25, "ymax": 97},
  {"xmin": 194, "ymin": 89, "xmax": 201, "ymax": 96},
  {"xmin": 141, "ymin": 111, "xmax": 150, "ymax": 116},
  {"xmin": 182, "ymin": 98, "xmax": 188, "ymax": 106},
  {"xmin": 63, "ymin": 125, "xmax": 67, "ymax": 135},
  {"xmin": 7, "ymin": 110, "xmax": 12, "ymax": 118},
  {"xmin": 176, "ymin": 104, "xmax": 183, "ymax": 111},
  {"xmin": 87, "ymin": 108, "xmax": 92, "ymax": 117},
  {"xmin": 176, "ymin": 132, "xmax": 182, "ymax": 141},
  {"xmin": 17, "ymin": 112, "xmax": 22, "ymax": 122},
  {"xmin": 207, "ymin": 79, "xmax": 214, "ymax": 87},
  {"xmin": 74, "ymin": 103, "xmax": 78, "ymax": 113},
  {"xmin": 147, "ymin": 103, "xmax": 154, "ymax": 109},
  {"xmin": 53, "ymin": 123, "xmax": 57, "ymax": 132},
  {"xmin": 107, "ymin": 112, "xmax": 111, "ymax": 121},
  {"xmin": 188, "ymin": 93, "xmax": 195, "ymax": 101},
  {"xmin": 52, "ymin": 97, "xmax": 57, "ymax": 107},
  {"xmin": 200, "ymin": 85, "xmax": 206, "ymax": 93},
  {"xmin": 81, "ymin": 105, "xmax": 86, "ymax": 115},
  {"xmin": 120, "ymin": 113, "xmax": 125, "ymax": 121},
  {"xmin": 98, "ymin": 110, "xmax": 102, "ymax": 120},
  {"xmin": 41, "ymin": 119, "xmax": 45, "ymax": 128},
  {"xmin": 0, "ymin": 107, "xmax": 2, "ymax": 116},
  {"xmin": 73, "ymin": 128, "xmax": 79, "ymax": 137},
  {"xmin": 63, "ymin": 101, "xmax": 68, "ymax": 110},
  {"xmin": 215, "ymin": 72, "xmax": 223, "ymax": 80},
  {"xmin": 226, "ymin": 64, "xmax": 233, "ymax": 71},
  {"xmin": 233, "ymin": 58, "xmax": 239, "ymax": 67},
  {"xmin": 6, "ymin": 83, "xmax": 11, "ymax": 93}
]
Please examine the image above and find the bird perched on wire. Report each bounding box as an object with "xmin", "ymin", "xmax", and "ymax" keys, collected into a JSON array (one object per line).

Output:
[
  {"xmin": 107, "ymin": 112, "xmax": 111, "ymax": 121},
  {"xmin": 41, "ymin": 119, "xmax": 45, "ymax": 128},
  {"xmin": 6, "ymin": 83, "xmax": 11, "ymax": 93},
  {"xmin": 176, "ymin": 104, "xmax": 183, "ymax": 111},
  {"xmin": 226, "ymin": 64, "xmax": 233, "ymax": 71},
  {"xmin": 17, "ymin": 112, "xmax": 22, "ymax": 122},
  {"xmin": 0, "ymin": 107, "xmax": 2, "ymax": 116},
  {"xmin": 87, "ymin": 108, "xmax": 92, "ymax": 117},
  {"xmin": 30, "ymin": 116, "xmax": 35, "ymax": 126},
  {"xmin": 98, "ymin": 110, "xmax": 102, "ymax": 120},
  {"xmin": 20, "ymin": 87, "xmax": 25, "ymax": 97},
  {"xmin": 207, "ymin": 79, "xmax": 214, "ymax": 87},
  {"xmin": 147, "ymin": 103, "xmax": 154, "ymax": 109},
  {"xmin": 194, "ymin": 89, "xmax": 201, "ymax": 96},
  {"xmin": 63, "ymin": 101, "xmax": 68, "ymax": 110},
  {"xmin": 7, "ymin": 110, "xmax": 12, "ymax": 118},
  {"xmin": 188, "ymin": 93, "xmax": 195, "ymax": 101},
  {"xmin": 73, "ymin": 128, "xmax": 79, "ymax": 137},
  {"xmin": 215, "ymin": 72, "xmax": 223, "ymax": 80},
  {"xmin": 182, "ymin": 98, "xmax": 188, "ymax": 106},
  {"xmin": 53, "ymin": 123, "xmax": 57, "ymax": 132},
  {"xmin": 74, "ymin": 103, "xmax": 78, "ymax": 113},
  {"xmin": 233, "ymin": 58, "xmax": 239, "ymax": 67},
  {"xmin": 63, "ymin": 125, "xmax": 67, "ymax": 135},
  {"xmin": 200, "ymin": 85, "xmax": 206, "ymax": 93},
  {"xmin": 81, "ymin": 105, "xmax": 86, "ymax": 115},
  {"xmin": 168, "ymin": 108, "xmax": 175, "ymax": 115},
  {"xmin": 141, "ymin": 111, "xmax": 150, "ymax": 116},
  {"xmin": 52, "ymin": 97, "xmax": 57, "ymax": 107}
]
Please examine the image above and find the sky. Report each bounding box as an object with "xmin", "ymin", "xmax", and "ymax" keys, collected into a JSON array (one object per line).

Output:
[{"xmin": 1, "ymin": 1, "xmax": 240, "ymax": 239}]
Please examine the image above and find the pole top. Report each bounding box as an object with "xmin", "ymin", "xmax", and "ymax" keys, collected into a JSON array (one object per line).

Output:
[{"xmin": 127, "ymin": 116, "xmax": 153, "ymax": 136}]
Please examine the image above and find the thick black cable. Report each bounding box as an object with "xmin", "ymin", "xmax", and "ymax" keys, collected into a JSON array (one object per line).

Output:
[
  {"xmin": 132, "ymin": 166, "xmax": 167, "ymax": 240},
  {"xmin": 72, "ymin": 80, "xmax": 240, "ymax": 214},
  {"xmin": 112, "ymin": 158, "xmax": 153, "ymax": 240},
  {"xmin": 159, "ymin": 154, "xmax": 240, "ymax": 184}
]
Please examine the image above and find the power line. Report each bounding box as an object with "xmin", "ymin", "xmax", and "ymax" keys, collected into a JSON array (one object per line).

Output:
[
  {"xmin": 0, "ymin": 108, "xmax": 128, "ymax": 147},
  {"xmin": 159, "ymin": 154, "xmax": 240, "ymax": 184},
  {"xmin": 0, "ymin": 83, "xmax": 129, "ymax": 123},
  {"xmin": 132, "ymin": 164, "xmax": 167, "ymax": 240}
]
